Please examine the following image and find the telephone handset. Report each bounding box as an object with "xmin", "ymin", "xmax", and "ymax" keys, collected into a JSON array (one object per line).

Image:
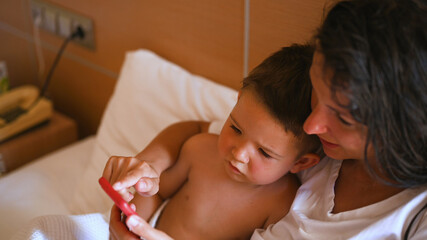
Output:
[
  {"xmin": 0, "ymin": 85, "xmax": 52, "ymax": 142},
  {"xmin": 0, "ymin": 26, "xmax": 84, "ymax": 142}
]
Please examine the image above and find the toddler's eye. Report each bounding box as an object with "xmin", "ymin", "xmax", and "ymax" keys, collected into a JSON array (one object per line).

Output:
[
  {"xmin": 230, "ymin": 125, "xmax": 242, "ymax": 134},
  {"xmin": 259, "ymin": 148, "xmax": 272, "ymax": 158}
]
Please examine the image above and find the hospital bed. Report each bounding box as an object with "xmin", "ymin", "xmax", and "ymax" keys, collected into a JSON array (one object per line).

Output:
[{"xmin": 0, "ymin": 49, "xmax": 237, "ymax": 239}]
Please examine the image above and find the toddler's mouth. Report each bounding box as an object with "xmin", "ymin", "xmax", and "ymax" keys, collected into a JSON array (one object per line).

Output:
[{"xmin": 228, "ymin": 162, "xmax": 242, "ymax": 174}]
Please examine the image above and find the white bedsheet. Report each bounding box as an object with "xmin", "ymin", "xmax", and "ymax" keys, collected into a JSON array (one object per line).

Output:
[{"xmin": 0, "ymin": 137, "xmax": 96, "ymax": 240}]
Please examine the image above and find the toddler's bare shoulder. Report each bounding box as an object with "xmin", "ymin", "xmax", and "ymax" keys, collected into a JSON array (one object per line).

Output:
[
  {"xmin": 181, "ymin": 133, "xmax": 219, "ymax": 160},
  {"xmin": 263, "ymin": 174, "xmax": 300, "ymax": 203},
  {"xmin": 184, "ymin": 133, "xmax": 219, "ymax": 148},
  {"xmin": 261, "ymin": 175, "xmax": 300, "ymax": 227}
]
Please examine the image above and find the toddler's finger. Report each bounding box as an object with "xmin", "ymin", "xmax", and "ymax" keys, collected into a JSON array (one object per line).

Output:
[
  {"xmin": 134, "ymin": 179, "xmax": 151, "ymax": 191},
  {"xmin": 102, "ymin": 156, "xmax": 119, "ymax": 182},
  {"xmin": 116, "ymin": 188, "xmax": 134, "ymax": 202},
  {"xmin": 113, "ymin": 162, "xmax": 158, "ymax": 190},
  {"xmin": 135, "ymin": 178, "xmax": 159, "ymax": 196},
  {"xmin": 110, "ymin": 157, "xmax": 125, "ymax": 185},
  {"xmin": 113, "ymin": 174, "xmax": 140, "ymax": 192}
]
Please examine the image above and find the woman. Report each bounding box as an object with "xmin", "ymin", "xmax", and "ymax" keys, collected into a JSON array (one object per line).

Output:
[{"xmin": 105, "ymin": 0, "xmax": 427, "ymax": 239}]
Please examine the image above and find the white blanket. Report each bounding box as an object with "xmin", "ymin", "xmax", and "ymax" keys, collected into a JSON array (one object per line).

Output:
[
  {"xmin": 10, "ymin": 212, "xmax": 109, "ymax": 240},
  {"xmin": 0, "ymin": 137, "xmax": 97, "ymax": 240}
]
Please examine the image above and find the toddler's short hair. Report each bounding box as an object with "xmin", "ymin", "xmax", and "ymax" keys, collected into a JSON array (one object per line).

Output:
[{"xmin": 243, "ymin": 44, "xmax": 320, "ymax": 157}]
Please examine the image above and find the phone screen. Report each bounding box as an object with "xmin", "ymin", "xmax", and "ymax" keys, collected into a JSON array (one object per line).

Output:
[{"xmin": 98, "ymin": 177, "xmax": 137, "ymax": 217}]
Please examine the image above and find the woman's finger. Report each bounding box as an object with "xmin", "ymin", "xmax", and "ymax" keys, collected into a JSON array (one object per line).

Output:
[
  {"xmin": 126, "ymin": 215, "xmax": 174, "ymax": 240},
  {"xmin": 109, "ymin": 205, "xmax": 140, "ymax": 240}
]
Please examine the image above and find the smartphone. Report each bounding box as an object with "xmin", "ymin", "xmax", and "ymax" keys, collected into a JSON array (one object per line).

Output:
[{"xmin": 98, "ymin": 177, "xmax": 137, "ymax": 217}]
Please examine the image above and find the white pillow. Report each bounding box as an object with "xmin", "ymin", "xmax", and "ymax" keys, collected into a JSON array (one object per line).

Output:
[{"xmin": 70, "ymin": 49, "xmax": 237, "ymax": 214}]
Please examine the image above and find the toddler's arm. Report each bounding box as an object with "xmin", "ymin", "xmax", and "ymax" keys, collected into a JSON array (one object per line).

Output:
[
  {"xmin": 102, "ymin": 121, "xmax": 209, "ymax": 201},
  {"xmin": 130, "ymin": 132, "xmax": 201, "ymax": 220}
]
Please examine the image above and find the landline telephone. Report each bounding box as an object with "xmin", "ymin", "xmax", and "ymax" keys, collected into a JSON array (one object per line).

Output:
[
  {"xmin": 0, "ymin": 85, "xmax": 52, "ymax": 142},
  {"xmin": 0, "ymin": 26, "xmax": 85, "ymax": 142}
]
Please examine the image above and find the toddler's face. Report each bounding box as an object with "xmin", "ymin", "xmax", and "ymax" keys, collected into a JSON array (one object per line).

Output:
[{"xmin": 217, "ymin": 89, "xmax": 300, "ymax": 185}]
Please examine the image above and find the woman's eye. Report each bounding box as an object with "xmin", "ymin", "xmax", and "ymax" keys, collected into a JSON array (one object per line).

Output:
[
  {"xmin": 337, "ymin": 115, "xmax": 353, "ymax": 126},
  {"xmin": 259, "ymin": 148, "xmax": 272, "ymax": 158},
  {"xmin": 329, "ymin": 106, "xmax": 355, "ymax": 126},
  {"xmin": 230, "ymin": 125, "xmax": 241, "ymax": 134}
]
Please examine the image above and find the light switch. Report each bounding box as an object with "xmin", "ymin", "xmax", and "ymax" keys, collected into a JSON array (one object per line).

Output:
[
  {"xmin": 58, "ymin": 15, "xmax": 72, "ymax": 37},
  {"xmin": 31, "ymin": 0, "xmax": 95, "ymax": 50},
  {"xmin": 43, "ymin": 8, "xmax": 56, "ymax": 33}
]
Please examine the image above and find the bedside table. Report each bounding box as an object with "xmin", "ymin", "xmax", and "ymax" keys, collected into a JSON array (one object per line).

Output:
[{"xmin": 0, "ymin": 111, "xmax": 78, "ymax": 174}]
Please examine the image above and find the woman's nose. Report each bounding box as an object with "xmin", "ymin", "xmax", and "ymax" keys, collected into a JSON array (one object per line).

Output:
[
  {"xmin": 232, "ymin": 145, "xmax": 249, "ymax": 164},
  {"xmin": 303, "ymin": 106, "xmax": 328, "ymax": 135}
]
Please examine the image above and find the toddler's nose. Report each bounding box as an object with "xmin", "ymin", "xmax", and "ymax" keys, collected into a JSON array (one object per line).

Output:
[{"xmin": 232, "ymin": 146, "xmax": 249, "ymax": 164}]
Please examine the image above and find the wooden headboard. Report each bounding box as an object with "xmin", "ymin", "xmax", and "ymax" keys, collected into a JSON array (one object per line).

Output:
[{"xmin": 0, "ymin": 0, "xmax": 328, "ymax": 138}]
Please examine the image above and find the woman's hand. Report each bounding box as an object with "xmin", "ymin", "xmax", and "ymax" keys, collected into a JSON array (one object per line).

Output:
[
  {"xmin": 103, "ymin": 156, "xmax": 161, "ymax": 202},
  {"xmin": 109, "ymin": 205, "xmax": 173, "ymax": 240}
]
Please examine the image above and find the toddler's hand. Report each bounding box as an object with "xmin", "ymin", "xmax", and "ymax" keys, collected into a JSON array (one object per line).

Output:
[{"xmin": 102, "ymin": 156, "xmax": 160, "ymax": 202}]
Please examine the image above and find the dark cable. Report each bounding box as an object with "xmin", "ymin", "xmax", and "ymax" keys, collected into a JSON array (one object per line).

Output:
[{"xmin": 39, "ymin": 26, "xmax": 85, "ymax": 98}]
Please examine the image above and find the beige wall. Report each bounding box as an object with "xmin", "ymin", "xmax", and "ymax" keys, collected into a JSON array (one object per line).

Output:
[{"xmin": 0, "ymin": 0, "xmax": 327, "ymax": 138}]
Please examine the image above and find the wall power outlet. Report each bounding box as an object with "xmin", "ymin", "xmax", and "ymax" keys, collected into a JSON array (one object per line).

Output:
[{"xmin": 30, "ymin": 0, "xmax": 95, "ymax": 50}]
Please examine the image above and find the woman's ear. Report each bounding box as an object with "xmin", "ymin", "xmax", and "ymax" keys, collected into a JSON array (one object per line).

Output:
[{"xmin": 290, "ymin": 153, "xmax": 320, "ymax": 173}]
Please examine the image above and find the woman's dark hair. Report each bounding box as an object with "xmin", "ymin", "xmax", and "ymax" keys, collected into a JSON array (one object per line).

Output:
[
  {"xmin": 316, "ymin": 0, "xmax": 427, "ymax": 187},
  {"xmin": 242, "ymin": 44, "xmax": 321, "ymax": 157}
]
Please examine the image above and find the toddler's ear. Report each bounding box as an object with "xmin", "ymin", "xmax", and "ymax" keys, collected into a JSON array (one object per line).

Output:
[{"xmin": 290, "ymin": 153, "xmax": 320, "ymax": 173}]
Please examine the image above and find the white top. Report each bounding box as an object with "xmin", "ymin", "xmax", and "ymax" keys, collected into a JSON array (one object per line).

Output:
[{"xmin": 251, "ymin": 157, "xmax": 427, "ymax": 240}]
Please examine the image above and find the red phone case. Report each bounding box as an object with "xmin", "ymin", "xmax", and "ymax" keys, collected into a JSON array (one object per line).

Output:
[{"xmin": 98, "ymin": 177, "xmax": 137, "ymax": 217}]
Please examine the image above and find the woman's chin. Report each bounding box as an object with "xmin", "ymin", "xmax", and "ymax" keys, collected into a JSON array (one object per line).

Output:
[{"xmin": 323, "ymin": 148, "xmax": 345, "ymax": 160}]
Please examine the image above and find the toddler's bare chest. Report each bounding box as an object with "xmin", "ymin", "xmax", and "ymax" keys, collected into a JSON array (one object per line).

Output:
[{"xmin": 157, "ymin": 161, "xmax": 268, "ymax": 239}]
